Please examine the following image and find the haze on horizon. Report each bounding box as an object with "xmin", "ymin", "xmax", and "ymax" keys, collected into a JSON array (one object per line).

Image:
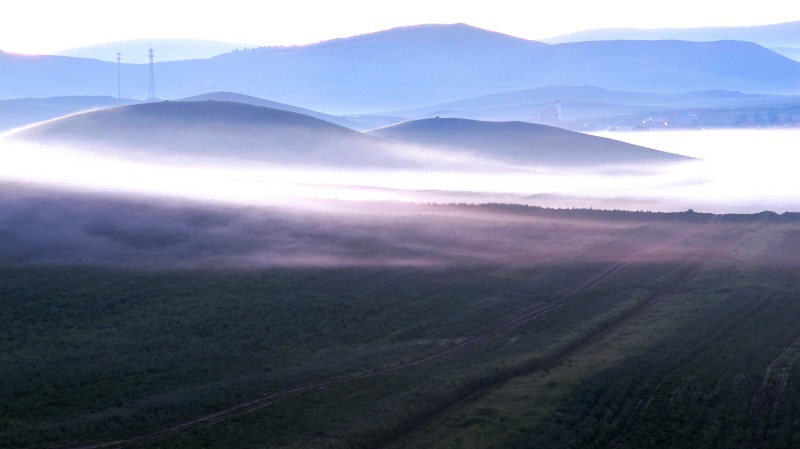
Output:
[
  {"xmin": 2, "ymin": 0, "xmax": 798, "ymax": 55},
  {"xmin": 1, "ymin": 125, "xmax": 798, "ymax": 273},
  {"xmin": 2, "ymin": 127, "xmax": 799, "ymax": 215}
]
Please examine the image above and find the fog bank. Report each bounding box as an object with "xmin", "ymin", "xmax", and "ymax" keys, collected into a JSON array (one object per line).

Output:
[{"xmin": 3, "ymin": 131, "xmax": 800, "ymax": 213}]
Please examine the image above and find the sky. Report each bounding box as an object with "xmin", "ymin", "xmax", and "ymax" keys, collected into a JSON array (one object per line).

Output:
[{"xmin": 2, "ymin": 0, "xmax": 798, "ymax": 55}]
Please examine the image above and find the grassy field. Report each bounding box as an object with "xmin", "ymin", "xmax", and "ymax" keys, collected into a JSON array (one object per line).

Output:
[{"xmin": 2, "ymin": 196, "xmax": 799, "ymax": 448}]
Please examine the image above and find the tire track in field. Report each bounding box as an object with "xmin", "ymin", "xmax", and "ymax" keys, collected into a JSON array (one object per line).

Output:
[
  {"xmin": 61, "ymin": 217, "xmax": 721, "ymax": 449},
  {"xmin": 382, "ymin": 216, "xmax": 729, "ymax": 449}
]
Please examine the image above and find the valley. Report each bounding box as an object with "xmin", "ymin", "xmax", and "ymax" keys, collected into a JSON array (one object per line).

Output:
[
  {"xmin": 2, "ymin": 195, "xmax": 798, "ymax": 448},
  {"xmin": 2, "ymin": 16, "xmax": 800, "ymax": 449}
]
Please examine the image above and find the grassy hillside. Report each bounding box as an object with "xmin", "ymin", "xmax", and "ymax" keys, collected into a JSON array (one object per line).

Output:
[
  {"xmin": 2, "ymin": 191, "xmax": 799, "ymax": 449},
  {"xmin": 178, "ymin": 92, "xmax": 367, "ymax": 130},
  {"xmin": 8, "ymin": 101, "xmax": 405, "ymax": 167},
  {"xmin": 369, "ymin": 118, "xmax": 691, "ymax": 166}
]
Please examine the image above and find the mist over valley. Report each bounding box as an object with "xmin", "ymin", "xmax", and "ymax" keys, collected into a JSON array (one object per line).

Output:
[
  {"xmin": 3, "ymin": 97, "xmax": 797, "ymax": 214},
  {"xmin": 2, "ymin": 17, "xmax": 800, "ymax": 449}
]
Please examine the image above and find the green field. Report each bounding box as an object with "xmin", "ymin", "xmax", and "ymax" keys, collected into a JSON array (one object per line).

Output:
[{"xmin": 2, "ymin": 198, "xmax": 799, "ymax": 448}]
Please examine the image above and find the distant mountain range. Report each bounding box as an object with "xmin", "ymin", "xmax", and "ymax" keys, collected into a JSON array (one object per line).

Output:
[
  {"xmin": 380, "ymin": 86, "xmax": 800, "ymax": 130},
  {"xmin": 394, "ymin": 86, "xmax": 789, "ymax": 113},
  {"xmin": 4, "ymin": 86, "xmax": 797, "ymax": 136},
  {"xmin": 55, "ymin": 39, "xmax": 255, "ymax": 63},
  {"xmin": 7, "ymin": 100, "xmax": 692, "ymax": 168},
  {"xmin": 2, "ymin": 23, "xmax": 799, "ymax": 113},
  {"xmin": 0, "ymin": 96, "xmax": 139, "ymax": 132},
  {"xmin": 773, "ymin": 47, "xmax": 800, "ymax": 61},
  {"xmin": 543, "ymin": 21, "xmax": 800, "ymax": 62}
]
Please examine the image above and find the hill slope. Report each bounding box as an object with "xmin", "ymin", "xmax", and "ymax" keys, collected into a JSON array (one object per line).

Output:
[
  {"xmin": 178, "ymin": 92, "xmax": 367, "ymax": 130},
  {"xmin": 8, "ymin": 101, "xmax": 403, "ymax": 167},
  {"xmin": 369, "ymin": 118, "xmax": 690, "ymax": 166}
]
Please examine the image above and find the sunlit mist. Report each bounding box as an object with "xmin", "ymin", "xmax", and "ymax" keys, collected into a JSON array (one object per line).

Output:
[
  {"xmin": 2, "ymin": 129, "xmax": 800, "ymax": 213},
  {"xmin": 592, "ymin": 129, "xmax": 800, "ymax": 213}
]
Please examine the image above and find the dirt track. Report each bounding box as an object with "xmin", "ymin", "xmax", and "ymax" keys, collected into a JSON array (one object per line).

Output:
[{"xmin": 62, "ymin": 217, "xmax": 722, "ymax": 449}]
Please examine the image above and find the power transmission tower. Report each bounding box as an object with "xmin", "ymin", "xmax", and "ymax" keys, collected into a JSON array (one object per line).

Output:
[
  {"xmin": 147, "ymin": 48, "xmax": 156, "ymax": 101},
  {"xmin": 116, "ymin": 52, "xmax": 121, "ymax": 99}
]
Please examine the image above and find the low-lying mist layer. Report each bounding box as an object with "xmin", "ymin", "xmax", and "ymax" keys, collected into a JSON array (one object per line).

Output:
[
  {"xmin": 2, "ymin": 130, "xmax": 799, "ymax": 213},
  {"xmin": 3, "ymin": 187, "xmax": 799, "ymax": 449},
  {"xmin": 592, "ymin": 129, "xmax": 800, "ymax": 212},
  {"xmin": 0, "ymin": 184, "xmax": 742, "ymax": 270},
  {"xmin": 5, "ymin": 100, "xmax": 695, "ymax": 170},
  {"xmin": 5, "ymin": 100, "xmax": 797, "ymax": 213}
]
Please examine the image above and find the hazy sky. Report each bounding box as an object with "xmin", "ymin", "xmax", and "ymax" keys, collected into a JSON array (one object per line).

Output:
[{"xmin": 2, "ymin": 0, "xmax": 798, "ymax": 55}]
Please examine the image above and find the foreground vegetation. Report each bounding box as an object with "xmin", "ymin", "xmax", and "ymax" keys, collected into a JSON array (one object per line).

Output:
[{"xmin": 2, "ymin": 200, "xmax": 799, "ymax": 448}]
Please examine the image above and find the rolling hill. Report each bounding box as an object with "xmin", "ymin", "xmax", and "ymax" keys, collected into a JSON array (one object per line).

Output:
[
  {"xmin": 3, "ymin": 24, "xmax": 800, "ymax": 112},
  {"xmin": 369, "ymin": 118, "xmax": 691, "ymax": 166},
  {"xmin": 8, "ymin": 100, "xmax": 689, "ymax": 169},
  {"xmin": 178, "ymin": 92, "xmax": 368, "ymax": 130},
  {"xmin": 8, "ymin": 100, "xmax": 406, "ymax": 167}
]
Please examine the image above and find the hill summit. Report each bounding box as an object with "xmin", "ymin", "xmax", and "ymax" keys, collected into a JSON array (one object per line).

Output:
[
  {"xmin": 370, "ymin": 118, "xmax": 691, "ymax": 166},
  {"xmin": 9, "ymin": 100, "xmax": 404, "ymax": 167}
]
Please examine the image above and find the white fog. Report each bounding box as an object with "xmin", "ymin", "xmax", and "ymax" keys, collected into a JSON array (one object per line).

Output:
[{"xmin": 1, "ymin": 129, "xmax": 798, "ymax": 214}]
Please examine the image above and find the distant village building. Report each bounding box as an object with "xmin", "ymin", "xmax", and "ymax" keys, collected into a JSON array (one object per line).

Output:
[
  {"xmin": 638, "ymin": 113, "xmax": 699, "ymax": 129},
  {"xmin": 538, "ymin": 100, "xmax": 561, "ymax": 127},
  {"xmin": 639, "ymin": 117, "xmax": 670, "ymax": 129}
]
